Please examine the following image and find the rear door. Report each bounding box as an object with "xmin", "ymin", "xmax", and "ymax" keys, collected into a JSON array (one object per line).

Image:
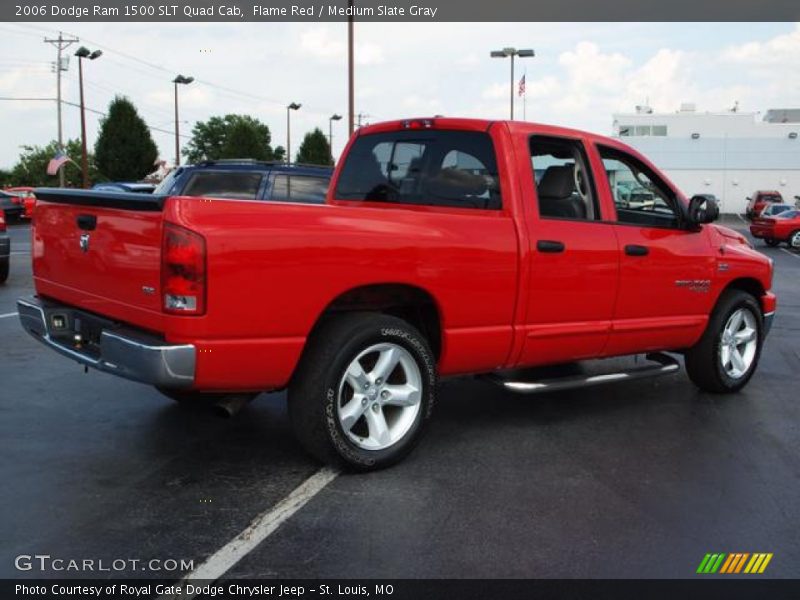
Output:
[
  {"xmin": 517, "ymin": 135, "xmax": 619, "ymax": 366},
  {"xmin": 592, "ymin": 143, "xmax": 716, "ymax": 355}
]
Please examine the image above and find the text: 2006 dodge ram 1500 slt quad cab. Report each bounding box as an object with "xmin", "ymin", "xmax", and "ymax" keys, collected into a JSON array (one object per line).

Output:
[{"xmin": 19, "ymin": 118, "xmax": 776, "ymax": 470}]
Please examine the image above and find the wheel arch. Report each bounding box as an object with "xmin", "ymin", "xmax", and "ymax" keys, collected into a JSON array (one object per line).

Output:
[
  {"xmin": 307, "ymin": 283, "xmax": 443, "ymax": 360},
  {"xmin": 718, "ymin": 277, "xmax": 766, "ymax": 311}
]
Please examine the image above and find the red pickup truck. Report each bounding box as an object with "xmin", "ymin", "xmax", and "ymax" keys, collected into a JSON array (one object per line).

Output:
[{"xmin": 19, "ymin": 118, "xmax": 776, "ymax": 470}]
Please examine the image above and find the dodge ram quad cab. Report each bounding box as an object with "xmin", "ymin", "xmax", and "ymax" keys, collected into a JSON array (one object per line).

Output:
[{"xmin": 19, "ymin": 118, "xmax": 776, "ymax": 470}]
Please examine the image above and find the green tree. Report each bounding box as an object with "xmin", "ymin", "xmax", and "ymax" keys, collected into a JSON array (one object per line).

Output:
[
  {"xmin": 295, "ymin": 128, "xmax": 332, "ymax": 166},
  {"xmin": 94, "ymin": 96, "xmax": 158, "ymax": 181},
  {"xmin": 273, "ymin": 146, "xmax": 286, "ymax": 163},
  {"xmin": 184, "ymin": 114, "xmax": 275, "ymax": 163},
  {"xmin": 8, "ymin": 139, "xmax": 101, "ymax": 187}
]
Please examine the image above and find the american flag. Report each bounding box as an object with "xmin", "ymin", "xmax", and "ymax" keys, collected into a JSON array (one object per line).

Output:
[
  {"xmin": 518, "ymin": 74, "xmax": 526, "ymax": 97},
  {"xmin": 46, "ymin": 150, "xmax": 71, "ymax": 176}
]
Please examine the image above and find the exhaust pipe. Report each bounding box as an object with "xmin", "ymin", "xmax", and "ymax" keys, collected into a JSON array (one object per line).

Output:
[{"xmin": 212, "ymin": 394, "xmax": 254, "ymax": 418}]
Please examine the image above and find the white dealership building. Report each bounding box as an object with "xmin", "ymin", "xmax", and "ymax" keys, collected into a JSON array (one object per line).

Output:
[{"xmin": 612, "ymin": 105, "xmax": 800, "ymax": 214}]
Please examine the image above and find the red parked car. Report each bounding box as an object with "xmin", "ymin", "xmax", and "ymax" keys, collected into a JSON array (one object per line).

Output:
[
  {"xmin": 745, "ymin": 190, "xmax": 783, "ymax": 220},
  {"xmin": 5, "ymin": 187, "xmax": 37, "ymax": 220},
  {"xmin": 749, "ymin": 209, "xmax": 800, "ymax": 249},
  {"xmin": 18, "ymin": 118, "xmax": 776, "ymax": 470}
]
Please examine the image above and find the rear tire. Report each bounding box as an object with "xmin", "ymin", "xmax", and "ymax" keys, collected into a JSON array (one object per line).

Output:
[
  {"xmin": 0, "ymin": 257, "xmax": 8, "ymax": 284},
  {"xmin": 765, "ymin": 239, "xmax": 779, "ymax": 247},
  {"xmin": 289, "ymin": 313, "xmax": 436, "ymax": 471},
  {"xmin": 685, "ymin": 289, "xmax": 763, "ymax": 393}
]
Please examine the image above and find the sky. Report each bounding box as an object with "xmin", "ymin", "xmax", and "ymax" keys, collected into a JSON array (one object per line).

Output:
[{"xmin": 0, "ymin": 21, "xmax": 799, "ymax": 170}]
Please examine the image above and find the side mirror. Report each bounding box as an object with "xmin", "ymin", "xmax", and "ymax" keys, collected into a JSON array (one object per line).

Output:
[{"xmin": 687, "ymin": 194, "xmax": 719, "ymax": 227}]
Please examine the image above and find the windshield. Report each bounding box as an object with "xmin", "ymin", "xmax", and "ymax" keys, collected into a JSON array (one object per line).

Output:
[{"xmin": 776, "ymin": 210, "xmax": 798, "ymax": 219}]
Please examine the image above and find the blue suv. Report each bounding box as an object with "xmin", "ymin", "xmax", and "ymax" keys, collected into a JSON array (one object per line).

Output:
[{"xmin": 154, "ymin": 160, "xmax": 333, "ymax": 204}]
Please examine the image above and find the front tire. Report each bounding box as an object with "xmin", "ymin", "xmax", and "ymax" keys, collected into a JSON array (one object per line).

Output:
[
  {"xmin": 289, "ymin": 313, "xmax": 437, "ymax": 471},
  {"xmin": 789, "ymin": 230, "xmax": 800, "ymax": 250},
  {"xmin": 0, "ymin": 257, "xmax": 8, "ymax": 284},
  {"xmin": 685, "ymin": 289, "xmax": 763, "ymax": 393}
]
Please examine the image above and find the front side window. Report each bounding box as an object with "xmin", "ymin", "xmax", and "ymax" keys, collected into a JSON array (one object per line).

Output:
[
  {"xmin": 598, "ymin": 145, "xmax": 680, "ymax": 228},
  {"xmin": 270, "ymin": 175, "xmax": 329, "ymax": 204},
  {"xmin": 334, "ymin": 130, "xmax": 502, "ymax": 210},
  {"xmin": 181, "ymin": 171, "xmax": 263, "ymax": 200},
  {"xmin": 530, "ymin": 136, "xmax": 599, "ymax": 221}
]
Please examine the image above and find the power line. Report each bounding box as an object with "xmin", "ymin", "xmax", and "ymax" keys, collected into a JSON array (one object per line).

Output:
[
  {"xmin": 7, "ymin": 22, "xmax": 344, "ymax": 119},
  {"xmin": 0, "ymin": 96, "xmax": 55, "ymax": 101},
  {"xmin": 0, "ymin": 96, "xmax": 191, "ymax": 139}
]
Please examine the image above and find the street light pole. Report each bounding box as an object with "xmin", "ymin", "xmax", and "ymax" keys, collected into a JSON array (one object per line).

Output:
[
  {"xmin": 490, "ymin": 47, "xmax": 534, "ymax": 120},
  {"xmin": 287, "ymin": 102, "xmax": 301, "ymax": 164},
  {"xmin": 75, "ymin": 47, "xmax": 102, "ymax": 189},
  {"xmin": 329, "ymin": 114, "xmax": 342, "ymax": 163},
  {"xmin": 172, "ymin": 75, "xmax": 194, "ymax": 166}
]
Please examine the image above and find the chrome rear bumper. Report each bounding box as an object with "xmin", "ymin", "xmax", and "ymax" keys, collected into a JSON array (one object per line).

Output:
[{"xmin": 17, "ymin": 296, "xmax": 195, "ymax": 388}]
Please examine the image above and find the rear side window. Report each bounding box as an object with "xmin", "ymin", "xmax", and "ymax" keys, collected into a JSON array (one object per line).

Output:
[
  {"xmin": 760, "ymin": 194, "xmax": 781, "ymax": 203},
  {"xmin": 271, "ymin": 175, "xmax": 329, "ymax": 204},
  {"xmin": 334, "ymin": 130, "xmax": 502, "ymax": 209},
  {"xmin": 530, "ymin": 136, "xmax": 599, "ymax": 220},
  {"xmin": 181, "ymin": 171, "xmax": 263, "ymax": 200}
]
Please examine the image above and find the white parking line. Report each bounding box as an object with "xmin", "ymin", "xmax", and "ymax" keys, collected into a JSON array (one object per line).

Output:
[
  {"xmin": 736, "ymin": 213, "xmax": 747, "ymax": 224},
  {"xmin": 781, "ymin": 248, "xmax": 799, "ymax": 260},
  {"xmin": 10, "ymin": 251, "xmax": 30, "ymax": 255},
  {"xmin": 0, "ymin": 312, "xmax": 18, "ymax": 319},
  {"xmin": 161, "ymin": 467, "xmax": 339, "ymax": 600}
]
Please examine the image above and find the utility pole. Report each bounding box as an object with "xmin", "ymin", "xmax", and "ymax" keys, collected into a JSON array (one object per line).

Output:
[{"xmin": 45, "ymin": 31, "xmax": 79, "ymax": 187}]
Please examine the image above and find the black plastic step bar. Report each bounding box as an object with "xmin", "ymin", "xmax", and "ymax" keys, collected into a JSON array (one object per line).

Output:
[{"xmin": 487, "ymin": 352, "xmax": 680, "ymax": 394}]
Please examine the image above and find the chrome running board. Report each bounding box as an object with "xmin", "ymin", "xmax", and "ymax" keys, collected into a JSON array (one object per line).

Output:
[{"xmin": 488, "ymin": 352, "xmax": 680, "ymax": 394}]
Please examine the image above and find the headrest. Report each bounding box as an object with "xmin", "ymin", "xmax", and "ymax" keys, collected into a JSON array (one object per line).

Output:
[
  {"xmin": 425, "ymin": 168, "xmax": 487, "ymax": 199},
  {"xmin": 538, "ymin": 165, "xmax": 575, "ymax": 199}
]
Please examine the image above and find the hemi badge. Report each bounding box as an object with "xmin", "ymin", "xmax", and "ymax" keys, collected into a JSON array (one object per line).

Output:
[
  {"xmin": 142, "ymin": 286, "xmax": 156, "ymax": 295},
  {"xmin": 718, "ymin": 263, "xmax": 730, "ymax": 272}
]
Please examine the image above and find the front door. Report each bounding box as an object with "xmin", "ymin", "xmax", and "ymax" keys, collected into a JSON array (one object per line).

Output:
[{"xmin": 593, "ymin": 143, "xmax": 716, "ymax": 356}]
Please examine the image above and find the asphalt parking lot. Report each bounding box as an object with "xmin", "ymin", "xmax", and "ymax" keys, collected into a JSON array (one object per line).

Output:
[{"xmin": 1, "ymin": 216, "xmax": 798, "ymax": 581}]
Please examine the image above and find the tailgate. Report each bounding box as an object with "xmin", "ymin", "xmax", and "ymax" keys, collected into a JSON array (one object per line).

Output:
[{"xmin": 32, "ymin": 189, "xmax": 167, "ymax": 332}]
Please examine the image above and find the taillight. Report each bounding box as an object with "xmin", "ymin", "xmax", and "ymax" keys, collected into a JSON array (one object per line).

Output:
[{"xmin": 161, "ymin": 223, "xmax": 206, "ymax": 315}]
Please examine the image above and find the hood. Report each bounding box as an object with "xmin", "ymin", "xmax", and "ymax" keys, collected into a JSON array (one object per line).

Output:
[{"xmin": 711, "ymin": 224, "xmax": 751, "ymax": 248}]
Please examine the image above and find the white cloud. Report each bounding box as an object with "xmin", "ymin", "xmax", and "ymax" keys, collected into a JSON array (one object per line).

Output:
[
  {"xmin": 721, "ymin": 22, "xmax": 800, "ymax": 66},
  {"xmin": 300, "ymin": 27, "xmax": 385, "ymax": 66}
]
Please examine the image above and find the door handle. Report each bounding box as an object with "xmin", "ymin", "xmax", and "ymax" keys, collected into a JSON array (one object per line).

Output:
[
  {"xmin": 537, "ymin": 240, "xmax": 565, "ymax": 253},
  {"xmin": 76, "ymin": 214, "xmax": 97, "ymax": 231},
  {"xmin": 625, "ymin": 244, "xmax": 649, "ymax": 256}
]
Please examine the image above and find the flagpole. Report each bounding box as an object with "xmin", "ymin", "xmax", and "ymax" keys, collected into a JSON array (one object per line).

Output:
[{"xmin": 523, "ymin": 67, "xmax": 527, "ymax": 121}]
